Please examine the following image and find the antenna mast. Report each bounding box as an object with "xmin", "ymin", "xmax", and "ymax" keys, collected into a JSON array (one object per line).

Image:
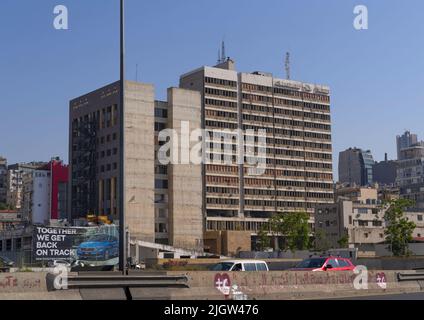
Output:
[{"xmin": 285, "ymin": 52, "xmax": 290, "ymax": 80}]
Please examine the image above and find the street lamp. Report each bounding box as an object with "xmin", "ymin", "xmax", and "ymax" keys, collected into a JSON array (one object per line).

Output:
[{"xmin": 118, "ymin": 0, "xmax": 127, "ymax": 274}]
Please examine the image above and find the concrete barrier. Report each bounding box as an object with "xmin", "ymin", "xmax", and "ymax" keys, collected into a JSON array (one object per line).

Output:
[
  {"xmin": 2, "ymin": 270, "xmax": 424, "ymax": 300},
  {"xmin": 155, "ymin": 270, "xmax": 423, "ymax": 300},
  {"xmin": 0, "ymin": 272, "xmax": 81, "ymax": 300}
]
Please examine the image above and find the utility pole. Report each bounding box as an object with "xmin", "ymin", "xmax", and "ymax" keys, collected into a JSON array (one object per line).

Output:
[{"xmin": 118, "ymin": 0, "xmax": 127, "ymax": 274}]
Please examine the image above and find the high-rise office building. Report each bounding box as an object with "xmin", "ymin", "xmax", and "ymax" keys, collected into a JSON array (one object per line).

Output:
[
  {"xmin": 397, "ymin": 131, "xmax": 418, "ymax": 160},
  {"xmin": 180, "ymin": 59, "xmax": 334, "ymax": 234},
  {"xmin": 69, "ymin": 81, "xmax": 203, "ymax": 248},
  {"xmin": 397, "ymin": 143, "xmax": 424, "ymax": 208},
  {"xmin": 338, "ymin": 148, "xmax": 374, "ymax": 186}
]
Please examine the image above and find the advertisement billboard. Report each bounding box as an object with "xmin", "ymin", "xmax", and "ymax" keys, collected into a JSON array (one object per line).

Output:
[{"xmin": 33, "ymin": 224, "xmax": 119, "ymax": 266}]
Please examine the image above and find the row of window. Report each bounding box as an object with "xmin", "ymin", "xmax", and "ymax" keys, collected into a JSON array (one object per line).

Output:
[
  {"xmin": 242, "ymin": 114, "xmax": 331, "ymax": 131},
  {"xmin": 206, "ymin": 186, "xmax": 239, "ymax": 194},
  {"xmin": 97, "ymin": 148, "xmax": 118, "ymax": 159},
  {"xmin": 242, "ymin": 125, "xmax": 332, "ymax": 140},
  {"xmin": 205, "ymin": 109, "xmax": 238, "ymax": 119},
  {"xmin": 244, "ymin": 189, "xmax": 333, "ymax": 199},
  {"xmin": 99, "ymin": 163, "xmax": 117, "ymax": 173},
  {"xmin": 207, "ymin": 198, "xmax": 239, "ymax": 205},
  {"xmin": 242, "ymin": 103, "xmax": 331, "ymax": 120},
  {"xmin": 244, "ymin": 178, "xmax": 333, "ymax": 189},
  {"xmin": 205, "ymin": 98, "xmax": 237, "ymax": 109},
  {"xmin": 205, "ymin": 77, "xmax": 237, "ymax": 88},
  {"xmin": 205, "ymin": 87, "xmax": 237, "ymax": 98}
]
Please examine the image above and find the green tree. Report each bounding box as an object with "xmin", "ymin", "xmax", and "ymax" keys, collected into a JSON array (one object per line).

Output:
[
  {"xmin": 314, "ymin": 229, "xmax": 331, "ymax": 251},
  {"xmin": 384, "ymin": 199, "xmax": 416, "ymax": 257},
  {"xmin": 0, "ymin": 203, "xmax": 8, "ymax": 210},
  {"xmin": 269, "ymin": 211, "xmax": 311, "ymax": 253},
  {"xmin": 337, "ymin": 234, "xmax": 349, "ymax": 248},
  {"xmin": 256, "ymin": 225, "xmax": 270, "ymax": 251}
]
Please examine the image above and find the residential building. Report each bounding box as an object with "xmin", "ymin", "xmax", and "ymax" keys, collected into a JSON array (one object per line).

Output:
[
  {"xmin": 397, "ymin": 130, "xmax": 418, "ymax": 160},
  {"xmin": 21, "ymin": 158, "xmax": 69, "ymax": 225},
  {"xmin": 69, "ymin": 81, "xmax": 203, "ymax": 249},
  {"xmin": 6, "ymin": 162, "xmax": 47, "ymax": 210},
  {"xmin": 338, "ymin": 148, "xmax": 374, "ymax": 186},
  {"xmin": 316, "ymin": 185, "xmax": 424, "ymax": 249},
  {"xmin": 373, "ymin": 153, "xmax": 398, "ymax": 186},
  {"xmin": 179, "ymin": 58, "xmax": 334, "ymax": 242},
  {"xmin": 0, "ymin": 157, "xmax": 7, "ymax": 204}
]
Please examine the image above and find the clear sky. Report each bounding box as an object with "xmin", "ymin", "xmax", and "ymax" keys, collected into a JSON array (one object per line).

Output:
[{"xmin": 1, "ymin": 0, "xmax": 424, "ymax": 179}]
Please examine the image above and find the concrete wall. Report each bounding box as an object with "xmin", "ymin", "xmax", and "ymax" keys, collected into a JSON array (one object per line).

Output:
[
  {"xmin": 167, "ymin": 88, "xmax": 203, "ymax": 250},
  {"xmin": 124, "ymin": 81, "xmax": 156, "ymax": 242}
]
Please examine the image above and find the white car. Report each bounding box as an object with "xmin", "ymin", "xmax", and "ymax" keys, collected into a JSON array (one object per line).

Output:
[
  {"xmin": 210, "ymin": 260, "xmax": 269, "ymax": 272},
  {"xmin": 48, "ymin": 260, "xmax": 71, "ymax": 268}
]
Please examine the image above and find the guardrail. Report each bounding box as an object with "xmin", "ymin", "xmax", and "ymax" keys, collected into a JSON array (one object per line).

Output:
[
  {"xmin": 46, "ymin": 274, "xmax": 190, "ymax": 291},
  {"xmin": 397, "ymin": 271, "xmax": 424, "ymax": 281}
]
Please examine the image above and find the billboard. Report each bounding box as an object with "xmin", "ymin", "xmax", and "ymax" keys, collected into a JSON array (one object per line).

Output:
[{"xmin": 33, "ymin": 225, "xmax": 119, "ymax": 266}]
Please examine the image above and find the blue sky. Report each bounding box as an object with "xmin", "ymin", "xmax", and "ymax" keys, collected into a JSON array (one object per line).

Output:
[{"xmin": 1, "ymin": 0, "xmax": 424, "ymax": 179}]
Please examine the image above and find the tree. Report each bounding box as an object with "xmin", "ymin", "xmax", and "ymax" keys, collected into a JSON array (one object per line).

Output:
[
  {"xmin": 337, "ymin": 235, "xmax": 349, "ymax": 248},
  {"xmin": 269, "ymin": 211, "xmax": 311, "ymax": 253},
  {"xmin": 384, "ymin": 199, "xmax": 416, "ymax": 257},
  {"xmin": 256, "ymin": 225, "xmax": 270, "ymax": 251},
  {"xmin": 314, "ymin": 229, "xmax": 331, "ymax": 251},
  {"xmin": 0, "ymin": 203, "xmax": 9, "ymax": 210}
]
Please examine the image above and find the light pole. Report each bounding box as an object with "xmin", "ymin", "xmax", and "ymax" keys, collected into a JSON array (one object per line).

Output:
[{"xmin": 118, "ymin": 0, "xmax": 127, "ymax": 274}]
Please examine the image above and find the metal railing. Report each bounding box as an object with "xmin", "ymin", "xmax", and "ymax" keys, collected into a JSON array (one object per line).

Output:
[{"xmin": 46, "ymin": 273, "xmax": 189, "ymax": 291}]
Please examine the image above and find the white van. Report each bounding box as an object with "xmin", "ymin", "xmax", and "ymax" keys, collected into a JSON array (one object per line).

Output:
[{"xmin": 211, "ymin": 260, "xmax": 269, "ymax": 272}]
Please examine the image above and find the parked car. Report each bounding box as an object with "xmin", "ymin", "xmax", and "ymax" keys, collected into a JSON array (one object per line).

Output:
[
  {"xmin": 0, "ymin": 256, "xmax": 14, "ymax": 272},
  {"xmin": 0, "ymin": 256, "xmax": 15, "ymax": 267},
  {"xmin": 290, "ymin": 256, "xmax": 355, "ymax": 271},
  {"xmin": 210, "ymin": 260, "xmax": 269, "ymax": 272},
  {"xmin": 76, "ymin": 234, "xmax": 119, "ymax": 261},
  {"xmin": 47, "ymin": 260, "xmax": 71, "ymax": 268}
]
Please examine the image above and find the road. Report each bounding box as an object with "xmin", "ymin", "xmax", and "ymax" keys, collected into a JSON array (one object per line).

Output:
[{"xmin": 328, "ymin": 292, "xmax": 424, "ymax": 300}]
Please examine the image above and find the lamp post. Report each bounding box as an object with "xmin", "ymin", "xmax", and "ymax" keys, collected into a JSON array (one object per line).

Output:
[{"xmin": 118, "ymin": 0, "xmax": 127, "ymax": 274}]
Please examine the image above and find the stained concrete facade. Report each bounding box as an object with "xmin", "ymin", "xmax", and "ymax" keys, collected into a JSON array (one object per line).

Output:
[
  {"xmin": 69, "ymin": 82, "xmax": 203, "ymax": 249},
  {"xmin": 167, "ymin": 88, "xmax": 203, "ymax": 249}
]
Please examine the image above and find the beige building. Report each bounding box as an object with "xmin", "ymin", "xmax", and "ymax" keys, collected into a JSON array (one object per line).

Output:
[
  {"xmin": 180, "ymin": 59, "xmax": 334, "ymax": 241},
  {"xmin": 315, "ymin": 186, "xmax": 424, "ymax": 249},
  {"xmin": 69, "ymin": 81, "xmax": 203, "ymax": 249}
]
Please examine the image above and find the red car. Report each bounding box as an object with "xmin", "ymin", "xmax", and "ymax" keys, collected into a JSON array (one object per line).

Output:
[{"xmin": 291, "ymin": 256, "xmax": 355, "ymax": 271}]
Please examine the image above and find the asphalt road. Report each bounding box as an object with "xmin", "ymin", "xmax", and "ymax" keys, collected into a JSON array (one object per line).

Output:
[{"xmin": 328, "ymin": 292, "xmax": 424, "ymax": 300}]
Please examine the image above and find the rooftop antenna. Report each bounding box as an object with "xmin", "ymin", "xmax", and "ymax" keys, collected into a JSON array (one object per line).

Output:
[
  {"xmin": 217, "ymin": 48, "xmax": 221, "ymax": 64},
  {"xmin": 285, "ymin": 52, "xmax": 291, "ymax": 80},
  {"xmin": 221, "ymin": 40, "xmax": 226, "ymax": 62}
]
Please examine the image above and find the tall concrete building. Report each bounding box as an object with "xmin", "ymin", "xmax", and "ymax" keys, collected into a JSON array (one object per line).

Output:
[
  {"xmin": 396, "ymin": 143, "xmax": 424, "ymax": 209},
  {"xmin": 0, "ymin": 157, "xmax": 7, "ymax": 204},
  {"xmin": 338, "ymin": 148, "xmax": 374, "ymax": 186},
  {"xmin": 180, "ymin": 59, "xmax": 334, "ymax": 236},
  {"xmin": 69, "ymin": 81, "xmax": 203, "ymax": 248},
  {"xmin": 397, "ymin": 131, "xmax": 418, "ymax": 160}
]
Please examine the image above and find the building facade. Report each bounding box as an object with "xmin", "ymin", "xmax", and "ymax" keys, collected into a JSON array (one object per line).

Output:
[
  {"xmin": 21, "ymin": 158, "xmax": 68, "ymax": 225},
  {"xmin": 179, "ymin": 59, "xmax": 334, "ymax": 237},
  {"xmin": 0, "ymin": 157, "xmax": 7, "ymax": 204},
  {"xmin": 6, "ymin": 162, "xmax": 47, "ymax": 210},
  {"xmin": 316, "ymin": 186, "xmax": 424, "ymax": 250},
  {"xmin": 397, "ymin": 131, "xmax": 418, "ymax": 160},
  {"xmin": 373, "ymin": 153, "xmax": 398, "ymax": 186},
  {"xmin": 338, "ymin": 148, "xmax": 374, "ymax": 186},
  {"xmin": 396, "ymin": 143, "xmax": 424, "ymax": 208},
  {"xmin": 69, "ymin": 81, "xmax": 203, "ymax": 249}
]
